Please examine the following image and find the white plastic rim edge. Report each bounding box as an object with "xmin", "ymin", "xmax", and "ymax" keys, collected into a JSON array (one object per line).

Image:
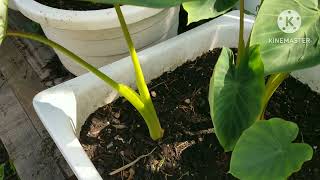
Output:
[
  {"xmin": 8, "ymin": 0, "xmax": 18, "ymax": 10},
  {"xmin": 33, "ymin": 10, "xmax": 255, "ymax": 180},
  {"xmin": 13, "ymin": 0, "xmax": 164, "ymax": 30}
]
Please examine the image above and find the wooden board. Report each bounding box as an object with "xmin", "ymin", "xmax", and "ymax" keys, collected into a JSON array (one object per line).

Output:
[
  {"xmin": 8, "ymin": 10, "xmax": 56, "ymax": 80},
  {"xmin": 0, "ymin": 29, "xmax": 74, "ymax": 180},
  {"xmin": 0, "ymin": 83, "xmax": 67, "ymax": 180}
]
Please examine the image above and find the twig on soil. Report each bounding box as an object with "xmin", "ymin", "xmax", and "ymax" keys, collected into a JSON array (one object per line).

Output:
[
  {"xmin": 149, "ymin": 81, "xmax": 166, "ymax": 90},
  {"xmin": 177, "ymin": 171, "xmax": 190, "ymax": 180},
  {"xmin": 183, "ymin": 128, "xmax": 215, "ymax": 136},
  {"xmin": 109, "ymin": 147, "xmax": 157, "ymax": 175}
]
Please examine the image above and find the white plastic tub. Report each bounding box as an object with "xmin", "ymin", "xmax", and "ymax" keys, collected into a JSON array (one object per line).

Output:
[
  {"xmin": 13, "ymin": 0, "xmax": 179, "ymax": 75},
  {"xmin": 33, "ymin": 10, "xmax": 320, "ymax": 180},
  {"xmin": 8, "ymin": 0, "xmax": 18, "ymax": 10},
  {"xmin": 33, "ymin": 11, "xmax": 254, "ymax": 180}
]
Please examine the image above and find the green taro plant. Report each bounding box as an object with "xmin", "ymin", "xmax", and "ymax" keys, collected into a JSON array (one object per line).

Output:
[
  {"xmin": 1, "ymin": 0, "xmax": 319, "ymax": 179},
  {"xmin": 0, "ymin": 161, "xmax": 19, "ymax": 180},
  {"xmin": 83, "ymin": 0, "xmax": 318, "ymax": 179},
  {"xmin": 207, "ymin": 0, "xmax": 318, "ymax": 179}
]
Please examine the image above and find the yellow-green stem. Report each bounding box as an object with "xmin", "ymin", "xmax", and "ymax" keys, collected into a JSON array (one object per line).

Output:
[
  {"xmin": 260, "ymin": 73, "xmax": 289, "ymax": 119},
  {"xmin": 236, "ymin": 0, "xmax": 245, "ymax": 67},
  {"xmin": 114, "ymin": 4, "xmax": 151, "ymax": 101},
  {"xmin": 114, "ymin": 4, "xmax": 163, "ymax": 139},
  {"xmin": 6, "ymin": 31, "xmax": 163, "ymax": 140},
  {"xmin": 7, "ymin": 31, "xmax": 119, "ymax": 89}
]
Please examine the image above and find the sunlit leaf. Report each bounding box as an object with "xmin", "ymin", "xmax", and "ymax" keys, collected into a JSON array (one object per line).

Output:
[
  {"xmin": 230, "ymin": 118, "xmax": 313, "ymax": 180},
  {"xmin": 0, "ymin": 0, "xmax": 8, "ymax": 45},
  {"xmin": 208, "ymin": 46, "xmax": 265, "ymax": 151},
  {"xmin": 183, "ymin": 0, "xmax": 239, "ymax": 24},
  {"xmin": 250, "ymin": 0, "xmax": 320, "ymax": 75}
]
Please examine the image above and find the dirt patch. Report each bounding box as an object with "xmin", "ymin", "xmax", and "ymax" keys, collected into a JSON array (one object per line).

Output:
[
  {"xmin": 34, "ymin": 0, "xmax": 113, "ymax": 10},
  {"xmin": 41, "ymin": 55, "xmax": 75, "ymax": 87},
  {"xmin": 80, "ymin": 49, "xmax": 320, "ymax": 179}
]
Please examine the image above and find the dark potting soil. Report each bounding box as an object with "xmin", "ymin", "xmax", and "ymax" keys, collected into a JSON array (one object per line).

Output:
[
  {"xmin": 80, "ymin": 49, "xmax": 320, "ymax": 179},
  {"xmin": 34, "ymin": 0, "xmax": 113, "ymax": 11}
]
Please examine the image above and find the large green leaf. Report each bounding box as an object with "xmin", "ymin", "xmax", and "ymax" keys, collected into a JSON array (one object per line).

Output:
[
  {"xmin": 0, "ymin": 0, "xmax": 8, "ymax": 45},
  {"xmin": 208, "ymin": 46, "xmax": 265, "ymax": 152},
  {"xmin": 230, "ymin": 118, "xmax": 313, "ymax": 180},
  {"xmin": 250, "ymin": 0, "xmax": 320, "ymax": 75},
  {"xmin": 183, "ymin": 0, "xmax": 239, "ymax": 24},
  {"xmin": 78, "ymin": 0, "xmax": 193, "ymax": 8}
]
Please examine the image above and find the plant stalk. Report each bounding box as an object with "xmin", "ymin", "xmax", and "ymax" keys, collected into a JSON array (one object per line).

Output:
[
  {"xmin": 236, "ymin": 0, "xmax": 245, "ymax": 67},
  {"xmin": 114, "ymin": 4, "xmax": 163, "ymax": 139},
  {"xmin": 260, "ymin": 73, "xmax": 289, "ymax": 119},
  {"xmin": 114, "ymin": 4, "xmax": 151, "ymax": 101},
  {"xmin": 7, "ymin": 31, "xmax": 119, "ymax": 89},
  {"xmin": 7, "ymin": 31, "xmax": 163, "ymax": 140}
]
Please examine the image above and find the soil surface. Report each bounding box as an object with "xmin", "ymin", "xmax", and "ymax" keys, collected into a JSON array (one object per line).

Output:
[
  {"xmin": 35, "ymin": 0, "xmax": 113, "ymax": 10},
  {"xmin": 80, "ymin": 49, "xmax": 320, "ymax": 179}
]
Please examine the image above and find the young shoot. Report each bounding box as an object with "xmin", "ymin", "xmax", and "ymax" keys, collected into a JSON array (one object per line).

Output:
[{"xmin": 0, "ymin": 2, "xmax": 163, "ymax": 140}]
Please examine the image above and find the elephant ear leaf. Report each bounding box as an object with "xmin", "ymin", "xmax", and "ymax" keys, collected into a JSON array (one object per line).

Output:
[
  {"xmin": 250, "ymin": 0, "xmax": 320, "ymax": 75},
  {"xmin": 208, "ymin": 45, "xmax": 265, "ymax": 152},
  {"xmin": 230, "ymin": 118, "xmax": 313, "ymax": 180},
  {"xmin": 0, "ymin": 0, "xmax": 8, "ymax": 45},
  {"xmin": 183, "ymin": 0, "xmax": 239, "ymax": 24}
]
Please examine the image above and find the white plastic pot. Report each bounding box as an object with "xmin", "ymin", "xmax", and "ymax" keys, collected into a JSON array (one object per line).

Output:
[
  {"xmin": 8, "ymin": 0, "xmax": 18, "ymax": 10},
  {"xmin": 292, "ymin": 66, "xmax": 320, "ymax": 93},
  {"xmin": 32, "ymin": 10, "xmax": 320, "ymax": 180},
  {"xmin": 13, "ymin": 0, "xmax": 180, "ymax": 76}
]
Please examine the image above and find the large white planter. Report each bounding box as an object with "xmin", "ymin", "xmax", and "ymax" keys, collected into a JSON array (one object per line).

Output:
[
  {"xmin": 33, "ymin": 11, "xmax": 255, "ymax": 180},
  {"xmin": 33, "ymin": 10, "xmax": 320, "ymax": 180},
  {"xmin": 8, "ymin": 0, "xmax": 18, "ymax": 10},
  {"xmin": 292, "ymin": 66, "xmax": 320, "ymax": 93},
  {"xmin": 13, "ymin": 0, "xmax": 180, "ymax": 76}
]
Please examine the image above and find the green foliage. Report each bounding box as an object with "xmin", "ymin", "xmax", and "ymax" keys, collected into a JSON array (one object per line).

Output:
[
  {"xmin": 208, "ymin": 46, "xmax": 265, "ymax": 151},
  {"xmin": 183, "ymin": 0, "xmax": 239, "ymax": 24},
  {"xmin": 77, "ymin": 0, "xmax": 193, "ymax": 8},
  {"xmin": 0, "ymin": 161, "xmax": 19, "ymax": 180},
  {"xmin": 0, "ymin": 0, "xmax": 8, "ymax": 45},
  {"xmin": 250, "ymin": 0, "xmax": 320, "ymax": 75},
  {"xmin": 0, "ymin": 163, "xmax": 4, "ymax": 180},
  {"xmin": 230, "ymin": 118, "xmax": 313, "ymax": 180}
]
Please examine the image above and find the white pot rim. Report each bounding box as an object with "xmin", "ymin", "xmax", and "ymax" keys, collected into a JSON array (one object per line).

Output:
[{"xmin": 14, "ymin": 0, "xmax": 164, "ymax": 30}]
